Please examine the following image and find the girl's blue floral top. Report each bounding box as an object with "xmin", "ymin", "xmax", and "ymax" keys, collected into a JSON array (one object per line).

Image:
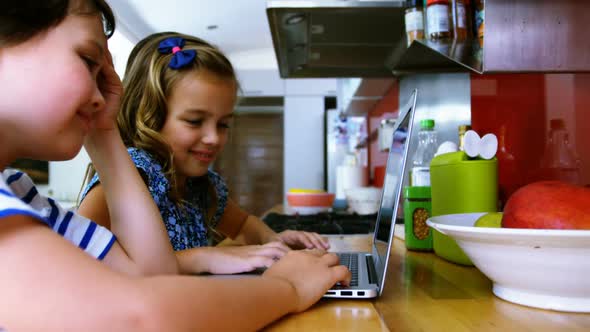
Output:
[{"xmin": 81, "ymin": 147, "xmax": 228, "ymax": 250}]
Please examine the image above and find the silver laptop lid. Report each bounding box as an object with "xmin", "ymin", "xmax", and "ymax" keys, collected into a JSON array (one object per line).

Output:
[{"xmin": 371, "ymin": 89, "xmax": 418, "ymax": 295}]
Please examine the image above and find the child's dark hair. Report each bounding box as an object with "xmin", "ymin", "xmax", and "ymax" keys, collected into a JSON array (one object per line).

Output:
[{"xmin": 0, "ymin": 0, "xmax": 115, "ymax": 47}]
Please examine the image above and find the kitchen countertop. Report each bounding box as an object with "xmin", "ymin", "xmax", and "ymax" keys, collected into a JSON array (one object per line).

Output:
[{"xmin": 262, "ymin": 234, "xmax": 590, "ymax": 331}]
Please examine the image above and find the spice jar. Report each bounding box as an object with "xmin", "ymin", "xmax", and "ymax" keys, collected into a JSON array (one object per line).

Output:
[
  {"xmin": 405, "ymin": 0, "xmax": 425, "ymax": 46},
  {"xmin": 404, "ymin": 186, "xmax": 433, "ymax": 251},
  {"xmin": 426, "ymin": 0, "xmax": 452, "ymax": 40},
  {"xmin": 451, "ymin": 0, "xmax": 472, "ymax": 40},
  {"xmin": 474, "ymin": 0, "xmax": 485, "ymax": 46},
  {"xmin": 423, "ymin": 0, "xmax": 428, "ymax": 37}
]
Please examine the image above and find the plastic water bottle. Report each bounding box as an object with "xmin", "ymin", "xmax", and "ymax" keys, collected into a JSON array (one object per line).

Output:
[{"xmin": 411, "ymin": 119, "xmax": 438, "ymax": 186}]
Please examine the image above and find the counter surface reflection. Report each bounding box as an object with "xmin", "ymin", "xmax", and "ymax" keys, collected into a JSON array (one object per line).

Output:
[{"xmin": 264, "ymin": 234, "xmax": 590, "ymax": 332}]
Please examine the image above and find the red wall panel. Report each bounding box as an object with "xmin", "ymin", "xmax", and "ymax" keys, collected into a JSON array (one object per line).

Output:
[
  {"xmin": 366, "ymin": 74, "xmax": 590, "ymax": 202},
  {"xmin": 471, "ymin": 73, "xmax": 590, "ymax": 207}
]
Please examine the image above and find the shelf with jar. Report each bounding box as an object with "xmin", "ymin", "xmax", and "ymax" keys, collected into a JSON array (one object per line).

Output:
[{"xmin": 390, "ymin": 0, "xmax": 589, "ymax": 75}]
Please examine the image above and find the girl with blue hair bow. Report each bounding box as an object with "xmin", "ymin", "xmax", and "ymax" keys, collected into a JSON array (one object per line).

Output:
[{"xmin": 78, "ymin": 31, "xmax": 332, "ymax": 274}]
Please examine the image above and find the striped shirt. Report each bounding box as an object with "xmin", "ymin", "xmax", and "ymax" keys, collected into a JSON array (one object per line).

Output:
[{"xmin": 0, "ymin": 169, "xmax": 115, "ymax": 259}]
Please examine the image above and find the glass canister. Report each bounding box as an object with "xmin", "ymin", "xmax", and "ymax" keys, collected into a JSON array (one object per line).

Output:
[
  {"xmin": 451, "ymin": 0, "xmax": 472, "ymax": 40},
  {"xmin": 404, "ymin": 186, "xmax": 433, "ymax": 251},
  {"xmin": 474, "ymin": 0, "xmax": 485, "ymax": 46},
  {"xmin": 405, "ymin": 0, "xmax": 425, "ymax": 46},
  {"xmin": 426, "ymin": 0, "xmax": 452, "ymax": 40}
]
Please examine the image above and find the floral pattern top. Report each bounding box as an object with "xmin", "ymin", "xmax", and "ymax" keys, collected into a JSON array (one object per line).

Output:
[{"xmin": 81, "ymin": 147, "xmax": 228, "ymax": 250}]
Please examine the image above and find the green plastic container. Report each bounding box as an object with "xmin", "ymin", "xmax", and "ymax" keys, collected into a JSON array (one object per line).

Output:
[
  {"xmin": 430, "ymin": 151, "xmax": 498, "ymax": 265},
  {"xmin": 404, "ymin": 186, "xmax": 433, "ymax": 251}
]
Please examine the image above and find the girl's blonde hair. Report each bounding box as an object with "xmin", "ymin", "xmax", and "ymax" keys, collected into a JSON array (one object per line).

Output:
[{"xmin": 119, "ymin": 32, "xmax": 238, "ymax": 203}]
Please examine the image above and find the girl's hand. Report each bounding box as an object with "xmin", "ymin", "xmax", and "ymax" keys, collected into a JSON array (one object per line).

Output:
[
  {"xmin": 273, "ymin": 230, "xmax": 330, "ymax": 250},
  {"xmin": 262, "ymin": 250, "xmax": 351, "ymax": 313},
  {"xmin": 91, "ymin": 51, "xmax": 123, "ymax": 131},
  {"xmin": 204, "ymin": 242, "xmax": 290, "ymax": 274}
]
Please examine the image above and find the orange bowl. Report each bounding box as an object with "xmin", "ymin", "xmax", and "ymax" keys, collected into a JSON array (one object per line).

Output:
[{"xmin": 286, "ymin": 192, "xmax": 335, "ymax": 207}]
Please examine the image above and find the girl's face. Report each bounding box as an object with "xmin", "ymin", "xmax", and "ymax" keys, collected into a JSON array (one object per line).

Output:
[
  {"xmin": 0, "ymin": 13, "xmax": 107, "ymax": 167},
  {"xmin": 161, "ymin": 70, "xmax": 236, "ymax": 181}
]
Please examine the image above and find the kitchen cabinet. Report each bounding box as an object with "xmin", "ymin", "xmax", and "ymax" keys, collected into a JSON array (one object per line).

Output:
[
  {"xmin": 285, "ymin": 78, "xmax": 337, "ymax": 96},
  {"xmin": 236, "ymin": 69, "xmax": 285, "ymax": 96}
]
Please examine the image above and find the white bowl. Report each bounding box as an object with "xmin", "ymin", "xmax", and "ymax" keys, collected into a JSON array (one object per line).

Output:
[
  {"xmin": 345, "ymin": 187, "xmax": 381, "ymax": 215},
  {"xmin": 427, "ymin": 213, "xmax": 590, "ymax": 312}
]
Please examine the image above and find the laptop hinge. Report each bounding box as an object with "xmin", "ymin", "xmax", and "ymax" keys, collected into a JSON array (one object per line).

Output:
[{"xmin": 366, "ymin": 255, "xmax": 378, "ymax": 285}]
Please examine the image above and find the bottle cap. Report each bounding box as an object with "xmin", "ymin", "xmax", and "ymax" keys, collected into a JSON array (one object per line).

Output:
[
  {"xmin": 420, "ymin": 119, "xmax": 435, "ymax": 129},
  {"xmin": 427, "ymin": 0, "xmax": 450, "ymax": 5}
]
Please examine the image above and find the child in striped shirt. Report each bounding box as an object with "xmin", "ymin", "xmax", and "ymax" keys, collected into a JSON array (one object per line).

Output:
[
  {"xmin": 0, "ymin": 1, "xmax": 178, "ymax": 275},
  {"xmin": 0, "ymin": 1, "xmax": 350, "ymax": 330}
]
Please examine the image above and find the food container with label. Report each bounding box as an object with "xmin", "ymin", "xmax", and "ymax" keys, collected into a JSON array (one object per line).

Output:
[{"xmin": 404, "ymin": 186, "xmax": 433, "ymax": 251}]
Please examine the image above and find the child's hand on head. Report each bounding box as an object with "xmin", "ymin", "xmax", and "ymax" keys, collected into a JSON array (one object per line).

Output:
[
  {"xmin": 91, "ymin": 50, "xmax": 123, "ymax": 131},
  {"xmin": 262, "ymin": 250, "xmax": 351, "ymax": 313},
  {"xmin": 273, "ymin": 230, "xmax": 331, "ymax": 250}
]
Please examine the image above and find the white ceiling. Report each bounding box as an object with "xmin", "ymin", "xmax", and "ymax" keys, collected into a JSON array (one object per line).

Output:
[{"xmin": 107, "ymin": 0, "xmax": 277, "ymax": 68}]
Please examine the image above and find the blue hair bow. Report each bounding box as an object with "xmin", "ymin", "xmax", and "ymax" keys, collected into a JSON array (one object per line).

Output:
[{"xmin": 158, "ymin": 37, "xmax": 197, "ymax": 69}]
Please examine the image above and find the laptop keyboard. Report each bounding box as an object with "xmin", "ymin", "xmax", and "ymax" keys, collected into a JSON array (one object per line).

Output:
[{"xmin": 337, "ymin": 253, "xmax": 359, "ymax": 287}]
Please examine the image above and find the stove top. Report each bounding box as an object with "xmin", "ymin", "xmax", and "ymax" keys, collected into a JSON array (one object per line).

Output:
[{"xmin": 262, "ymin": 212, "xmax": 377, "ymax": 235}]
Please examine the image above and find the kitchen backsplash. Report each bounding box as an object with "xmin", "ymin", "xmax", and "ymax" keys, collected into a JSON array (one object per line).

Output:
[
  {"xmin": 471, "ymin": 73, "xmax": 590, "ymax": 206},
  {"xmin": 368, "ymin": 73, "xmax": 590, "ymax": 207}
]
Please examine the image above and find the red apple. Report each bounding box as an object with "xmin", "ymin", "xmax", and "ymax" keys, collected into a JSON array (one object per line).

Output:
[{"xmin": 502, "ymin": 181, "xmax": 590, "ymax": 230}]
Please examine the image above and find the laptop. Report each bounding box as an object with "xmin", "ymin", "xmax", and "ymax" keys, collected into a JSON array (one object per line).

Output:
[{"xmin": 324, "ymin": 89, "xmax": 418, "ymax": 298}]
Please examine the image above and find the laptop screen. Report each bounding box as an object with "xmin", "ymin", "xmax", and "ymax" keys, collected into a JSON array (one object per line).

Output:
[{"xmin": 371, "ymin": 89, "xmax": 418, "ymax": 294}]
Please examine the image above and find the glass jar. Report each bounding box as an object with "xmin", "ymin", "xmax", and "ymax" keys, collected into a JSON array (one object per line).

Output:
[
  {"xmin": 452, "ymin": 0, "xmax": 472, "ymax": 40},
  {"xmin": 426, "ymin": 0, "xmax": 452, "ymax": 40},
  {"xmin": 405, "ymin": 0, "xmax": 425, "ymax": 46},
  {"xmin": 474, "ymin": 0, "xmax": 485, "ymax": 46},
  {"xmin": 404, "ymin": 186, "xmax": 432, "ymax": 251}
]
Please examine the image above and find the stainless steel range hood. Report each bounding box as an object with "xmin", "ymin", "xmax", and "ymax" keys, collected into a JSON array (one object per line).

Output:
[{"xmin": 267, "ymin": 0, "xmax": 407, "ymax": 78}]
